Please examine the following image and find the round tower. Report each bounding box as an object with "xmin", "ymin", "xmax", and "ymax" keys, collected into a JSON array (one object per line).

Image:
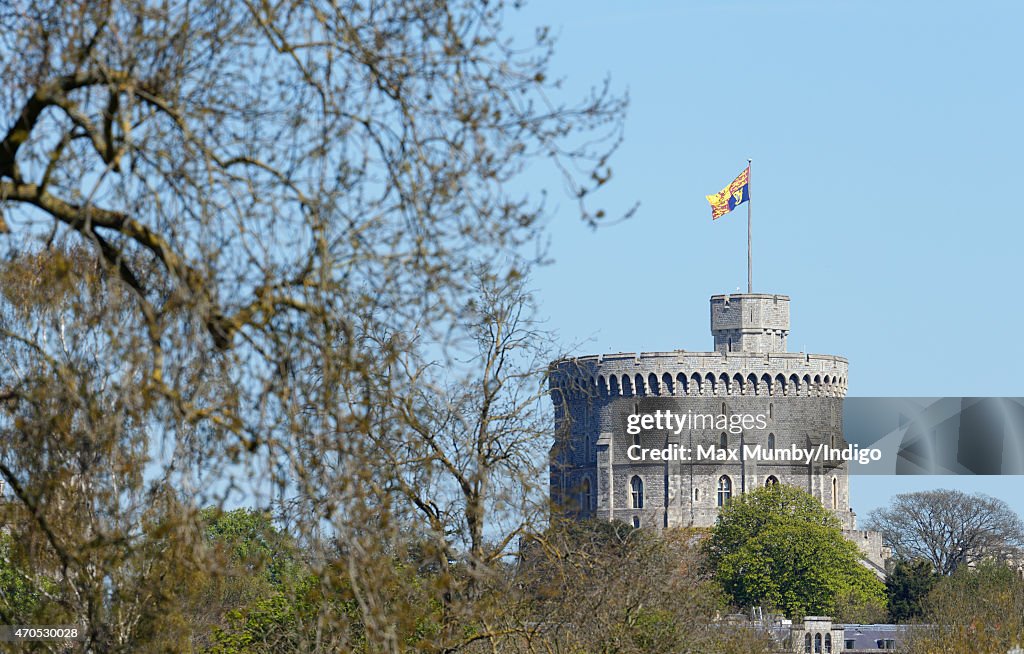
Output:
[{"xmin": 549, "ymin": 293, "xmax": 852, "ymax": 532}]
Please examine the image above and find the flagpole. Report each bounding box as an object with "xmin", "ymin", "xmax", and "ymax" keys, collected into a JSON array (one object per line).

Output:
[{"xmin": 747, "ymin": 158, "xmax": 752, "ymax": 293}]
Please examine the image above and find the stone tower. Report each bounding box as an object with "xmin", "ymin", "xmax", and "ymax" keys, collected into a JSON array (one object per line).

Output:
[
  {"xmin": 711, "ymin": 293, "xmax": 790, "ymax": 354},
  {"xmin": 549, "ymin": 293, "xmax": 887, "ymax": 574}
]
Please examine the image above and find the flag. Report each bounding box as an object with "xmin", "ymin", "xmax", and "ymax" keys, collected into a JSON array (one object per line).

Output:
[{"xmin": 705, "ymin": 166, "xmax": 750, "ymax": 220}]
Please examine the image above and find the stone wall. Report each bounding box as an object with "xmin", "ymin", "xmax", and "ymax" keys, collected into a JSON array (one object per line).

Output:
[{"xmin": 548, "ymin": 292, "xmax": 890, "ymax": 575}]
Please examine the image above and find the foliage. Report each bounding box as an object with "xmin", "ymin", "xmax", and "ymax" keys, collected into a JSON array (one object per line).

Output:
[
  {"xmin": 201, "ymin": 508, "xmax": 301, "ymax": 588},
  {"xmin": 885, "ymin": 558, "xmax": 939, "ymax": 623},
  {"xmin": 703, "ymin": 484, "xmax": 887, "ymax": 620},
  {"xmin": 904, "ymin": 561, "xmax": 1024, "ymax": 654},
  {"xmin": 205, "ymin": 575, "xmax": 328, "ymax": 654},
  {"xmin": 866, "ymin": 489, "xmax": 1024, "ymax": 575},
  {"xmin": 0, "ymin": 0, "xmax": 628, "ymax": 650},
  {"xmin": 0, "ymin": 531, "xmax": 46, "ymax": 619},
  {"xmin": 520, "ymin": 519, "xmax": 774, "ymax": 653}
]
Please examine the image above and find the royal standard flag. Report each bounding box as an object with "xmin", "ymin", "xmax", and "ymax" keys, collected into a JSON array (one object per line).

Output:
[{"xmin": 705, "ymin": 166, "xmax": 750, "ymax": 219}]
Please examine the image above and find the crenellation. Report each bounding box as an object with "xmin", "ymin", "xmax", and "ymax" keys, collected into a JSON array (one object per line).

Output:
[{"xmin": 549, "ymin": 292, "xmax": 889, "ymax": 576}]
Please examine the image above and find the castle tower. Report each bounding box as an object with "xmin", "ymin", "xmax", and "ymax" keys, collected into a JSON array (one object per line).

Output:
[
  {"xmin": 711, "ymin": 293, "xmax": 789, "ymax": 354},
  {"xmin": 548, "ymin": 293, "xmax": 886, "ymax": 574}
]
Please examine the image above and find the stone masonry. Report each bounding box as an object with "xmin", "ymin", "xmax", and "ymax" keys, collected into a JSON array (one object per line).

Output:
[{"xmin": 549, "ymin": 293, "xmax": 889, "ymax": 574}]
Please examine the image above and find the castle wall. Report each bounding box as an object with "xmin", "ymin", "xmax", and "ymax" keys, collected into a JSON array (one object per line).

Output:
[
  {"xmin": 844, "ymin": 529, "xmax": 891, "ymax": 574},
  {"xmin": 552, "ymin": 381, "xmax": 852, "ymax": 530},
  {"xmin": 548, "ymin": 293, "xmax": 889, "ymax": 574}
]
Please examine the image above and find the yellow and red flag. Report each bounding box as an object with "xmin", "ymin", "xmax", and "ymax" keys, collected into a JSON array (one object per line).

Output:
[{"xmin": 705, "ymin": 166, "xmax": 750, "ymax": 219}]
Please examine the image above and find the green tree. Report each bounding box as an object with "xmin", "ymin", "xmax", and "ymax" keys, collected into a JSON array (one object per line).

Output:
[
  {"xmin": 198, "ymin": 510, "xmax": 445, "ymax": 653},
  {"xmin": 885, "ymin": 558, "xmax": 938, "ymax": 623},
  {"xmin": 201, "ymin": 508, "xmax": 301, "ymax": 589},
  {"xmin": 703, "ymin": 484, "xmax": 886, "ymax": 620},
  {"xmin": 0, "ymin": 531, "xmax": 45, "ymax": 619},
  {"xmin": 189, "ymin": 508, "xmax": 307, "ymax": 649},
  {"xmin": 204, "ymin": 575, "xmax": 330, "ymax": 654}
]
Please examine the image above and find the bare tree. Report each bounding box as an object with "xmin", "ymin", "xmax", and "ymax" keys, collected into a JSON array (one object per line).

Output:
[
  {"xmin": 0, "ymin": 0, "xmax": 625, "ymax": 364},
  {"xmin": 385, "ymin": 271, "xmax": 553, "ymax": 574},
  {"xmin": 284, "ymin": 269, "xmax": 559, "ymax": 650},
  {"xmin": 866, "ymin": 489, "xmax": 1024, "ymax": 575},
  {"xmin": 0, "ymin": 1, "xmax": 629, "ymax": 651}
]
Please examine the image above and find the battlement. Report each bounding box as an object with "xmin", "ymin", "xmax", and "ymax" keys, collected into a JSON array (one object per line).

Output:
[
  {"xmin": 550, "ymin": 350, "xmax": 847, "ymax": 399},
  {"xmin": 546, "ymin": 291, "xmax": 890, "ymax": 574},
  {"xmin": 710, "ymin": 293, "xmax": 789, "ymax": 353},
  {"xmin": 548, "ymin": 292, "xmax": 845, "ymax": 399}
]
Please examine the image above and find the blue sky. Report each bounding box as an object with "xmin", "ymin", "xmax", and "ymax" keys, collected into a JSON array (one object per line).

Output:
[{"xmin": 507, "ymin": 1, "xmax": 1024, "ymax": 518}]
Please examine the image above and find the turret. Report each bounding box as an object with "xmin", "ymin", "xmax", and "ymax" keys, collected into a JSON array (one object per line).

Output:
[{"xmin": 710, "ymin": 293, "xmax": 789, "ymax": 354}]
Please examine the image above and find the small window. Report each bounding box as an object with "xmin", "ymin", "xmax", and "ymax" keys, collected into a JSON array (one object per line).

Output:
[
  {"xmin": 580, "ymin": 478, "xmax": 592, "ymax": 513},
  {"xmin": 832, "ymin": 477, "xmax": 838, "ymax": 510},
  {"xmin": 845, "ymin": 641, "xmax": 855, "ymax": 650},
  {"xmin": 815, "ymin": 633, "xmax": 822, "ymax": 653},
  {"xmin": 631, "ymin": 476, "xmax": 644, "ymax": 509},
  {"xmin": 765, "ymin": 475, "xmax": 779, "ymax": 487},
  {"xmin": 767, "ymin": 433, "xmax": 776, "ymax": 450},
  {"xmin": 632, "ymin": 516, "xmax": 640, "ymax": 528},
  {"xmin": 804, "ymin": 634, "xmax": 811, "ymax": 653},
  {"xmin": 717, "ymin": 476, "xmax": 732, "ymax": 506},
  {"xmin": 693, "ymin": 488, "xmax": 701, "ymax": 502},
  {"xmin": 720, "ymin": 432, "xmax": 728, "ymax": 449},
  {"xmin": 824, "ymin": 634, "xmax": 832, "ymax": 653}
]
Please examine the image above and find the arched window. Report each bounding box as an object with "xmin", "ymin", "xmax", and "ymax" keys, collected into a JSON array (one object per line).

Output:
[
  {"xmin": 580, "ymin": 478, "xmax": 592, "ymax": 513},
  {"xmin": 765, "ymin": 475, "xmax": 779, "ymax": 487},
  {"xmin": 832, "ymin": 477, "xmax": 838, "ymax": 510},
  {"xmin": 717, "ymin": 476, "xmax": 732, "ymax": 506},
  {"xmin": 804, "ymin": 633, "xmax": 811, "ymax": 653},
  {"xmin": 631, "ymin": 476, "xmax": 644, "ymax": 509},
  {"xmin": 693, "ymin": 488, "xmax": 701, "ymax": 502},
  {"xmin": 824, "ymin": 634, "xmax": 832, "ymax": 653},
  {"xmin": 815, "ymin": 633, "xmax": 822, "ymax": 653},
  {"xmin": 632, "ymin": 516, "xmax": 640, "ymax": 528},
  {"xmin": 720, "ymin": 432, "xmax": 728, "ymax": 449},
  {"xmin": 767, "ymin": 433, "xmax": 776, "ymax": 450}
]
